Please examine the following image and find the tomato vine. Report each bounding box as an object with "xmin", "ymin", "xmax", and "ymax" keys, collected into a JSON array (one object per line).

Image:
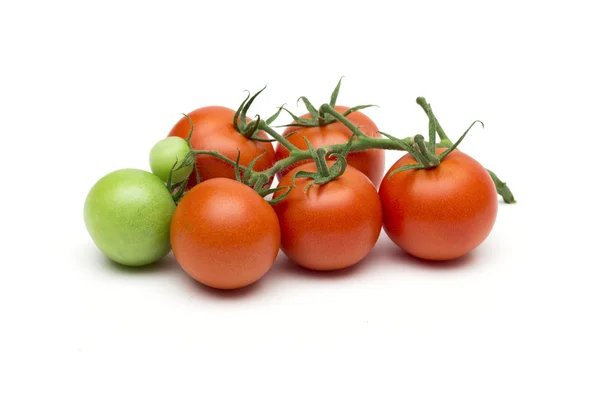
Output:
[{"xmin": 172, "ymin": 86, "xmax": 516, "ymax": 204}]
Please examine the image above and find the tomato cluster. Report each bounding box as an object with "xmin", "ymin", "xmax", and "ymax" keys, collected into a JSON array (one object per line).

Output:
[{"xmin": 84, "ymin": 84, "xmax": 508, "ymax": 291}]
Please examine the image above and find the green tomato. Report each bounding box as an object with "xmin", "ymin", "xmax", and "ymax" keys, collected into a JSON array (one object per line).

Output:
[
  {"xmin": 149, "ymin": 137, "xmax": 193, "ymax": 184},
  {"xmin": 84, "ymin": 169, "xmax": 176, "ymax": 266}
]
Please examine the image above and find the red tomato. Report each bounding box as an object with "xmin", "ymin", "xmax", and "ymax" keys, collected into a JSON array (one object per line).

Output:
[
  {"xmin": 275, "ymin": 106, "xmax": 385, "ymax": 187},
  {"xmin": 378, "ymin": 148, "xmax": 498, "ymax": 261},
  {"xmin": 170, "ymin": 178, "xmax": 280, "ymax": 290},
  {"xmin": 272, "ymin": 162, "xmax": 382, "ymax": 271},
  {"xmin": 168, "ymin": 106, "xmax": 275, "ymax": 189}
]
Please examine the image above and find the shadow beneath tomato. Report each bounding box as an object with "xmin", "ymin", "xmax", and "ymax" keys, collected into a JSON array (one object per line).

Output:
[
  {"xmin": 370, "ymin": 237, "xmax": 479, "ymax": 270},
  {"xmin": 395, "ymin": 250, "xmax": 478, "ymax": 270},
  {"xmin": 95, "ymin": 248, "xmax": 178, "ymax": 275},
  {"xmin": 274, "ymin": 252, "xmax": 373, "ymax": 280},
  {"xmin": 182, "ymin": 274, "xmax": 267, "ymax": 299}
]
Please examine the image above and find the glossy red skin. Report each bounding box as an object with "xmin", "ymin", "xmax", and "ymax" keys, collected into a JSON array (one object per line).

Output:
[
  {"xmin": 275, "ymin": 106, "xmax": 385, "ymax": 187},
  {"xmin": 170, "ymin": 178, "xmax": 280, "ymax": 290},
  {"xmin": 273, "ymin": 162, "xmax": 382, "ymax": 271},
  {"xmin": 168, "ymin": 106, "xmax": 275, "ymax": 189},
  {"xmin": 378, "ymin": 149, "xmax": 498, "ymax": 261}
]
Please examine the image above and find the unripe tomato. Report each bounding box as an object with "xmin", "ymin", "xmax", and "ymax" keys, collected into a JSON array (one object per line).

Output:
[
  {"xmin": 149, "ymin": 136, "xmax": 192, "ymax": 183},
  {"xmin": 84, "ymin": 169, "xmax": 176, "ymax": 266}
]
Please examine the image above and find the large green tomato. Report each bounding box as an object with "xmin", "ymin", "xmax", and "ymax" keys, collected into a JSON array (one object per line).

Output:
[{"xmin": 84, "ymin": 169, "xmax": 176, "ymax": 266}]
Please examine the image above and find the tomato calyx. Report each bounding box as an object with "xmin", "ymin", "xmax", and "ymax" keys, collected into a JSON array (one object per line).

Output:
[
  {"xmin": 233, "ymin": 87, "xmax": 264, "ymax": 139},
  {"xmin": 160, "ymin": 116, "xmax": 197, "ymax": 204},
  {"xmin": 221, "ymin": 146, "xmax": 291, "ymax": 204},
  {"xmin": 162, "ymin": 114, "xmax": 202, "ymax": 204},
  {"xmin": 178, "ymin": 113, "xmax": 202, "ymax": 185},
  {"xmin": 233, "ymin": 86, "xmax": 287, "ymax": 141},
  {"xmin": 385, "ymin": 97, "xmax": 484, "ymax": 178},
  {"xmin": 280, "ymin": 77, "xmax": 376, "ymax": 128},
  {"xmin": 166, "ymin": 162, "xmax": 189, "ymax": 204},
  {"xmin": 291, "ymin": 133, "xmax": 354, "ymax": 192}
]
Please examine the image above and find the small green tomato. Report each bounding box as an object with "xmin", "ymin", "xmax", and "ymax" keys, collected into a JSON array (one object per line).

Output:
[{"xmin": 149, "ymin": 137, "xmax": 193, "ymax": 183}]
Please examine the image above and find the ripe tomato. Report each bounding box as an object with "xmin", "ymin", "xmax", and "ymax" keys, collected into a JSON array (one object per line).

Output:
[
  {"xmin": 170, "ymin": 178, "xmax": 280, "ymax": 290},
  {"xmin": 275, "ymin": 106, "xmax": 385, "ymax": 187},
  {"xmin": 168, "ymin": 106, "xmax": 275, "ymax": 189},
  {"xmin": 272, "ymin": 162, "xmax": 382, "ymax": 271},
  {"xmin": 378, "ymin": 149, "xmax": 498, "ymax": 261}
]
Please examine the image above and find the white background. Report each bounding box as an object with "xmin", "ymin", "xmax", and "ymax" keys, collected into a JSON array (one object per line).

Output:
[{"xmin": 1, "ymin": 0, "xmax": 598, "ymax": 399}]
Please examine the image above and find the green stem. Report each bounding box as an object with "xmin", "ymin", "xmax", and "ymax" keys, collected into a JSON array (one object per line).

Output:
[
  {"xmin": 315, "ymin": 148, "xmax": 330, "ymax": 177},
  {"xmin": 258, "ymin": 120, "xmax": 297, "ymax": 151},
  {"xmin": 320, "ymin": 104, "xmax": 426, "ymax": 162},
  {"xmin": 259, "ymin": 134, "xmax": 415, "ymax": 179},
  {"xmin": 486, "ymin": 169, "xmax": 516, "ymax": 204},
  {"xmin": 241, "ymin": 118, "xmax": 259, "ymax": 139},
  {"xmin": 319, "ymin": 103, "xmax": 367, "ymax": 137},
  {"xmin": 413, "ymin": 135, "xmax": 440, "ymax": 168},
  {"xmin": 435, "ymin": 120, "xmax": 450, "ymax": 142},
  {"xmin": 416, "ymin": 97, "xmax": 450, "ymax": 142},
  {"xmin": 425, "ymin": 102, "xmax": 437, "ymax": 152},
  {"xmin": 182, "ymin": 113, "xmax": 195, "ymax": 144},
  {"xmin": 317, "ymin": 109, "xmax": 327, "ymax": 126},
  {"xmin": 253, "ymin": 174, "xmax": 267, "ymax": 192}
]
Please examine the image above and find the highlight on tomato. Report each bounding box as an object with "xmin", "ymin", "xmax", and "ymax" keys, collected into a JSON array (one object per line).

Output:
[
  {"xmin": 272, "ymin": 160, "xmax": 382, "ymax": 271},
  {"xmin": 274, "ymin": 79, "xmax": 385, "ymax": 187},
  {"xmin": 167, "ymin": 89, "xmax": 277, "ymax": 190},
  {"xmin": 170, "ymin": 178, "xmax": 281, "ymax": 290}
]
